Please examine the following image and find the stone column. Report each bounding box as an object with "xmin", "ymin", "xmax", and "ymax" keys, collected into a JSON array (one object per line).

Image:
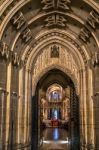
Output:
[
  {"xmin": 92, "ymin": 53, "xmax": 99, "ymax": 149},
  {"xmin": 0, "ymin": 88, "xmax": 8, "ymax": 150},
  {"xmin": 9, "ymin": 92, "xmax": 19, "ymax": 150},
  {"xmin": 17, "ymin": 68, "xmax": 24, "ymax": 146},
  {"xmin": 24, "ymin": 68, "xmax": 32, "ymax": 149}
]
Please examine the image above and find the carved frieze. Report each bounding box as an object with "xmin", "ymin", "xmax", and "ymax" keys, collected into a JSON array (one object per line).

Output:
[
  {"xmin": 11, "ymin": 12, "xmax": 25, "ymax": 30},
  {"xmin": 41, "ymin": 0, "xmax": 54, "ymax": 10},
  {"xmin": 11, "ymin": 11, "xmax": 32, "ymax": 43},
  {"xmin": 79, "ymin": 10, "xmax": 99, "ymax": 43},
  {"xmin": 41, "ymin": 0, "xmax": 71, "ymax": 10},
  {"xmin": 21, "ymin": 27, "xmax": 32, "ymax": 43},
  {"xmin": 45, "ymin": 14, "xmax": 67, "ymax": 27},
  {"xmin": 57, "ymin": 0, "xmax": 71, "ymax": 10},
  {"xmin": 24, "ymin": 32, "xmax": 87, "ymax": 65},
  {"xmin": 79, "ymin": 27, "xmax": 91, "ymax": 43},
  {"xmin": 87, "ymin": 10, "xmax": 99, "ymax": 29}
]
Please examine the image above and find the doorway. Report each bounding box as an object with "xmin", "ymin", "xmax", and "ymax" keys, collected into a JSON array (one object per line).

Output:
[{"xmin": 31, "ymin": 69, "xmax": 80, "ymax": 150}]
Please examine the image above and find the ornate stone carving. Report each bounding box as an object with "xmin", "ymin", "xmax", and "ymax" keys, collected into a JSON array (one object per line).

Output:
[
  {"xmin": 92, "ymin": 52, "xmax": 99, "ymax": 67},
  {"xmin": 11, "ymin": 11, "xmax": 32, "ymax": 43},
  {"xmin": 87, "ymin": 10, "xmax": 99, "ymax": 29},
  {"xmin": 45, "ymin": 14, "xmax": 67, "ymax": 27},
  {"xmin": 24, "ymin": 32, "xmax": 87, "ymax": 64},
  {"xmin": 0, "ymin": 41, "xmax": 10, "ymax": 60},
  {"xmin": 12, "ymin": 52, "xmax": 20, "ymax": 67},
  {"xmin": 79, "ymin": 27, "xmax": 91, "ymax": 42},
  {"xmin": 21, "ymin": 27, "xmax": 32, "ymax": 43},
  {"xmin": 41, "ymin": 0, "xmax": 54, "ymax": 10},
  {"xmin": 32, "ymin": 45, "xmax": 79, "ymax": 83},
  {"xmin": 41, "ymin": 0, "xmax": 70, "ymax": 10},
  {"xmin": 57, "ymin": 0, "xmax": 71, "ymax": 10},
  {"xmin": 50, "ymin": 45, "xmax": 59, "ymax": 58},
  {"xmin": 11, "ymin": 12, "xmax": 25, "ymax": 30}
]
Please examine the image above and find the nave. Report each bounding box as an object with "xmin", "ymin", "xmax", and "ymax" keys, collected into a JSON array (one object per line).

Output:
[{"xmin": 0, "ymin": 0, "xmax": 99, "ymax": 149}]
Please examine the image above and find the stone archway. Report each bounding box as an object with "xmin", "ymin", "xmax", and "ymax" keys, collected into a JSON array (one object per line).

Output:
[
  {"xmin": 31, "ymin": 68, "xmax": 80, "ymax": 150},
  {"xmin": 21, "ymin": 40, "xmax": 94, "ymax": 149}
]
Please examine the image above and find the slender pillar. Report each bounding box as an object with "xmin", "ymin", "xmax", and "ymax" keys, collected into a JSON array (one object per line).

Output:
[
  {"xmin": 17, "ymin": 68, "xmax": 24, "ymax": 145},
  {"xmin": 92, "ymin": 53, "xmax": 99, "ymax": 149},
  {"xmin": 5, "ymin": 62, "xmax": 12, "ymax": 150},
  {"xmin": 24, "ymin": 68, "xmax": 31, "ymax": 149},
  {"xmin": 10, "ymin": 92, "xmax": 19, "ymax": 150},
  {"xmin": 0, "ymin": 88, "xmax": 8, "ymax": 149}
]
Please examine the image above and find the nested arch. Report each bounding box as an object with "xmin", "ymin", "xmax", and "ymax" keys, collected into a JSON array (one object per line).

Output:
[{"xmin": 32, "ymin": 64, "xmax": 79, "ymax": 96}]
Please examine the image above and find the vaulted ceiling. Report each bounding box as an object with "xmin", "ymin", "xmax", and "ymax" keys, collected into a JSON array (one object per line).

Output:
[{"xmin": 0, "ymin": 0, "xmax": 99, "ymax": 68}]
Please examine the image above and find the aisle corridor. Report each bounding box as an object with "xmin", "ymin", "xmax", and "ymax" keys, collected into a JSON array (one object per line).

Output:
[{"xmin": 40, "ymin": 128, "xmax": 70, "ymax": 150}]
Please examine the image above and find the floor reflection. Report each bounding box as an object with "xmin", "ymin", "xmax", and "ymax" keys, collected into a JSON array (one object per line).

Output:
[{"xmin": 40, "ymin": 128, "xmax": 70, "ymax": 150}]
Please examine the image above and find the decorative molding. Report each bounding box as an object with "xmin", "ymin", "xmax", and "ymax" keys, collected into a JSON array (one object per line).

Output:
[
  {"xmin": 92, "ymin": 52, "xmax": 99, "ymax": 68},
  {"xmin": 24, "ymin": 32, "xmax": 87, "ymax": 65},
  {"xmin": 0, "ymin": 40, "xmax": 24, "ymax": 67},
  {"xmin": 45, "ymin": 14, "xmax": 67, "ymax": 27},
  {"xmin": 11, "ymin": 11, "xmax": 26, "ymax": 30},
  {"xmin": 0, "ymin": 41, "xmax": 10, "ymax": 60},
  {"xmin": 21, "ymin": 27, "xmax": 32, "ymax": 43},
  {"xmin": 41, "ymin": 0, "xmax": 71, "ymax": 10},
  {"xmin": 41, "ymin": 0, "xmax": 54, "ymax": 10},
  {"xmin": 78, "ymin": 10, "xmax": 99, "ymax": 43},
  {"xmin": 79, "ymin": 27, "xmax": 91, "ymax": 43},
  {"xmin": 11, "ymin": 11, "xmax": 33, "ymax": 43},
  {"xmin": 32, "ymin": 45, "xmax": 79, "ymax": 85},
  {"xmin": 87, "ymin": 10, "xmax": 99, "ymax": 29}
]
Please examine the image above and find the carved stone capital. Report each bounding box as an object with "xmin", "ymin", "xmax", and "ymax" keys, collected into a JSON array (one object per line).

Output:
[
  {"xmin": 0, "ymin": 41, "xmax": 10, "ymax": 60},
  {"xmin": 0, "ymin": 87, "xmax": 9, "ymax": 95},
  {"xmin": 11, "ymin": 92, "xmax": 20, "ymax": 99},
  {"xmin": 92, "ymin": 52, "xmax": 99, "ymax": 68},
  {"xmin": 12, "ymin": 52, "xmax": 20, "ymax": 67},
  {"xmin": 92, "ymin": 92, "xmax": 99, "ymax": 106}
]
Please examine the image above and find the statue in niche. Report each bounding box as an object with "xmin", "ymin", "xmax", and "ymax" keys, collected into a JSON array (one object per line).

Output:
[{"xmin": 50, "ymin": 45, "xmax": 59, "ymax": 58}]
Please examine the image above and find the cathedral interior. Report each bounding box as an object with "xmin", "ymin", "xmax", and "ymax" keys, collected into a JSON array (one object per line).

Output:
[{"xmin": 0, "ymin": 0, "xmax": 99, "ymax": 150}]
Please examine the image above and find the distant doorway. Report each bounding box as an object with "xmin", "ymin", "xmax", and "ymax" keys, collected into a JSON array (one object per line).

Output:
[{"xmin": 31, "ymin": 69, "xmax": 80, "ymax": 150}]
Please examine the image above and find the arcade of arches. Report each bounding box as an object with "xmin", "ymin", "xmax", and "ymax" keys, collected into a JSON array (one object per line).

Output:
[{"xmin": 0, "ymin": 0, "xmax": 99, "ymax": 150}]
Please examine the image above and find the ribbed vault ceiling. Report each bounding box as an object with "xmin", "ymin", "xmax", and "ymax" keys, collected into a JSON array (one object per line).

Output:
[{"xmin": 0, "ymin": 0, "xmax": 99, "ymax": 67}]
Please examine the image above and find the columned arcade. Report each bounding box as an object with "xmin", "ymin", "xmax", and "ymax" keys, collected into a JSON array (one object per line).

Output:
[{"xmin": 0, "ymin": 0, "xmax": 99, "ymax": 150}]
